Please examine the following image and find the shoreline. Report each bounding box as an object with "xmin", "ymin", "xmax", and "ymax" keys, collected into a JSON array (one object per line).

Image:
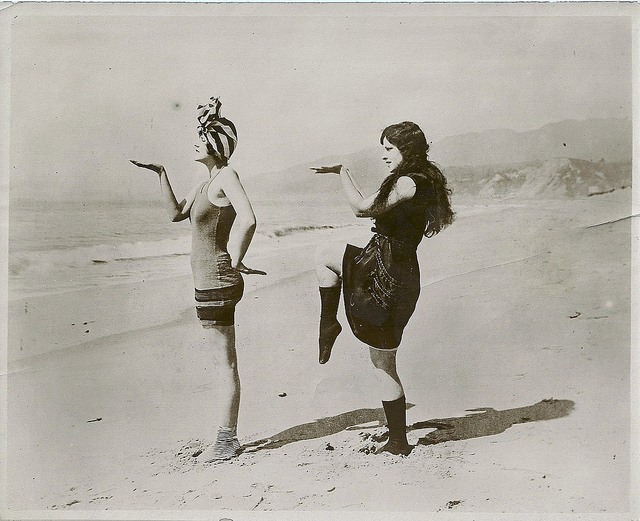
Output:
[
  {"xmin": 8, "ymin": 192, "xmax": 632, "ymax": 364},
  {"xmin": 6, "ymin": 197, "xmax": 534, "ymax": 302},
  {"xmin": 6, "ymin": 199, "xmax": 537, "ymax": 364}
]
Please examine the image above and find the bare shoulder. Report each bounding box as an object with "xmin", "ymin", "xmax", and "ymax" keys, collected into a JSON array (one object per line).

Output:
[
  {"xmin": 395, "ymin": 175, "xmax": 417, "ymax": 198},
  {"xmin": 219, "ymin": 166, "xmax": 240, "ymax": 182}
]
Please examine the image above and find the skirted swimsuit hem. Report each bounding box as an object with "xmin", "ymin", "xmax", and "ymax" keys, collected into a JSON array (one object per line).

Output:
[
  {"xmin": 367, "ymin": 343, "xmax": 400, "ymax": 353},
  {"xmin": 342, "ymin": 233, "xmax": 421, "ymax": 350}
]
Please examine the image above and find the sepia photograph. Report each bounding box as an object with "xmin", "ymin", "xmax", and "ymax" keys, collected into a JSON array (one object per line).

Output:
[{"xmin": 1, "ymin": 1, "xmax": 637, "ymax": 519}]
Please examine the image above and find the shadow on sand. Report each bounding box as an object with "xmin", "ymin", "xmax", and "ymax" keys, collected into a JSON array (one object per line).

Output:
[
  {"xmin": 411, "ymin": 398, "xmax": 574, "ymax": 446},
  {"xmin": 243, "ymin": 398, "xmax": 574, "ymax": 453},
  {"xmin": 242, "ymin": 407, "xmax": 389, "ymax": 452}
]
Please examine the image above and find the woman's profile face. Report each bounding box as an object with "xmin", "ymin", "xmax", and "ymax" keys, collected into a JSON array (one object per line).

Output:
[
  {"xmin": 382, "ymin": 137, "xmax": 403, "ymax": 173},
  {"xmin": 195, "ymin": 133, "xmax": 211, "ymax": 161}
]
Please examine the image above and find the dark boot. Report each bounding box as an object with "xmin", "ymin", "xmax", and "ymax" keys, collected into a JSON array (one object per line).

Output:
[
  {"xmin": 377, "ymin": 395, "xmax": 412, "ymax": 456},
  {"xmin": 318, "ymin": 285, "xmax": 342, "ymax": 364}
]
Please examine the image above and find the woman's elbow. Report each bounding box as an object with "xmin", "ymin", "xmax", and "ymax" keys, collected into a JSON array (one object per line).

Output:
[
  {"xmin": 239, "ymin": 215, "xmax": 256, "ymax": 231},
  {"xmin": 354, "ymin": 207, "xmax": 373, "ymax": 218},
  {"xmin": 168, "ymin": 203, "xmax": 188, "ymax": 222}
]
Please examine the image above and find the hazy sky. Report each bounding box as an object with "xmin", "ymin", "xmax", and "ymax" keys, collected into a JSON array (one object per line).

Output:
[{"xmin": 6, "ymin": 3, "xmax": 634, "ymax": 200}]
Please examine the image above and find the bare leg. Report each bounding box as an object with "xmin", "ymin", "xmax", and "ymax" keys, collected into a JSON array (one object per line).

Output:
[
  {"xmin": 369, "ymin": 348, "xmax": 404, "ymax": 401},
  {"xmin": 198, "ymin": 324, "xmax": 241, "ymax": 462},
  {"xmin": 314, "ymin": 241, "xmax": 345, "ymax": 286},
  {"xmin": 201, "ymin": 324, "xmax": 240, "ymax": 429},
  {"xmin": 369, "ymin": 347, "xmax": 411, "ymax": 455}
]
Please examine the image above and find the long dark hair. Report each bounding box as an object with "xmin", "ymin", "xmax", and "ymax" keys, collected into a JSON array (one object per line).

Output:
[{"xmin": 373, "ymin": 121, "xmax": 454, "ymax": 237}]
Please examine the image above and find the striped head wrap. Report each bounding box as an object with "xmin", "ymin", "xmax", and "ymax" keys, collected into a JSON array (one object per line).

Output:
[{"xmin": 196, "ymin": 97, "xmax": 238, "ymax": 160}]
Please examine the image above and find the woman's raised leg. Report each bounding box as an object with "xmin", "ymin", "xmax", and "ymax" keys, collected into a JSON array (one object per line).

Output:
[
  {"xmin": 369, "ymin": 347, "xmax": 412, "ymax": 456},
  {"xmin": 314, "ymin": 241, "xmax": 346, "ymax": 364},
  {"xmin": 314, "ymin": 241, "xmax": 345, "ymax": 287}
]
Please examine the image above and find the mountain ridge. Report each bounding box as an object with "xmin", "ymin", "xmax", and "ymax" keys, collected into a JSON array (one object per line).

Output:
[
  {"xmin": 445, "ymin": 157, "xmax": 630, "ymax": 199},
  {"xmin": 431, "ymin": 117, "xmax": 631, "ymax": 166},
  {"xmin": 244, "ymin": 118, "xmax": 632, "ymax": 201}
]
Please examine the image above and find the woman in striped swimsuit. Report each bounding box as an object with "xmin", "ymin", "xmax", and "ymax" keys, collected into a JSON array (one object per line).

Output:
[{"xmin": 131, "ymin": 97, "xmax": 265, "ymax": 462}]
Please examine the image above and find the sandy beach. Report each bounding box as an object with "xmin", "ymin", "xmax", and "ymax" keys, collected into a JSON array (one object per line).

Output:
[{"xmin": 4, "ymin": 191, "xmax": 635, "ymax": 516}]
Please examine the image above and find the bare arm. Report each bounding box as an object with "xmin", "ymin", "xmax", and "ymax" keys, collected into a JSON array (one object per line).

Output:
[
  {"xmin": 130, "ymin": 160, "xmax": 198, "ymax": 222},
  {"xmin": 219, "ymin": 167, "xmax": 265, "ymax": 274},
  {"xmin": 311, "ymin": 165, "xmax": 416, "ymax": 218}
]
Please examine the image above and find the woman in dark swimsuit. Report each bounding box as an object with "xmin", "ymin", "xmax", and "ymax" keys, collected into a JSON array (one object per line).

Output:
[
  {"xmin": 131, "ymin": 97, "xmax": 265, "ymax": 462},
  {"xmin": 312, "ymin": 121, "xmax": 454, "ymax": 456}
]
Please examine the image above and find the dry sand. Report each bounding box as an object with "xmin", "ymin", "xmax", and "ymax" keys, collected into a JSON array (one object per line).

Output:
[{"xmin": 3, "ymin": 191, "xmax": 636, "ymax": 518}]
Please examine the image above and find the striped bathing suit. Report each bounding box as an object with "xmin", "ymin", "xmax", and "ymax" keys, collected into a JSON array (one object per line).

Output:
[{"xmin": 190, "ymin": 179, "xmax": 243, "ymax": 327}]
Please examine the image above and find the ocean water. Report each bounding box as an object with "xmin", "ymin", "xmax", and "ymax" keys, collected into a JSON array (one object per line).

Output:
[{"xmin": 8, "ymin": 198, "xmax": 358, "ymax": 299}]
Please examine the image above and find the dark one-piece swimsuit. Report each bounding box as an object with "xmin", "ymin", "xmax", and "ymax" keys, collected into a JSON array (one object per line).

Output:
[{"xmin": 342, "ymin": 172, "xmax": 431, "ymax": 349}]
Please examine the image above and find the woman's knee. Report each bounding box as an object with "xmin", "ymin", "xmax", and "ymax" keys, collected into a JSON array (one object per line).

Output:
[
  {"xmin": 314, "ymin": 242, "xmax": 332, "ymax": 266},
  {"xmin": 369, "ymin": 348, "xmax": 397, "ymax": 371},
  {"xmin": 314, "ymin": 241, "xmax": 344, "ymax": 272}
]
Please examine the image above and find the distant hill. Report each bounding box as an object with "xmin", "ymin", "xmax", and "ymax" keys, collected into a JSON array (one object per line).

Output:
[
  {"xmin": 446, "ymin": 158, "xmax": 631, "ymax": 199},
  {"xmin": 430, "ymin": 118, "xmax": 631, "ymax": 166},
  {"xmin": 243, "ymin": 118, "xmax": 632, "ymax": 201}
]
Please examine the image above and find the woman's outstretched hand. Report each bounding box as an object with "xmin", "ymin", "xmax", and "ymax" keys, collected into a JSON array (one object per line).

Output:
[
  {"xmin": 235, "ymin": 262, "xmax": 267, "ymax": 276},
  {"xmin": 130, "ymin": 160, "xmax": 165, "ymax": 175},
  {"xmin": 310, "ymin": 165, "xmax": 343, "ymax": 175}
]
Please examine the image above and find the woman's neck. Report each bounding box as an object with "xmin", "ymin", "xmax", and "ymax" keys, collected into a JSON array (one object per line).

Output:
[
  {"xmin": 208, "ymin": 165, "xmax": 223, "ymax": 177},
  {"xmin": 196, "ymin": 154, "xmax": 223, "ymax": 175}
]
